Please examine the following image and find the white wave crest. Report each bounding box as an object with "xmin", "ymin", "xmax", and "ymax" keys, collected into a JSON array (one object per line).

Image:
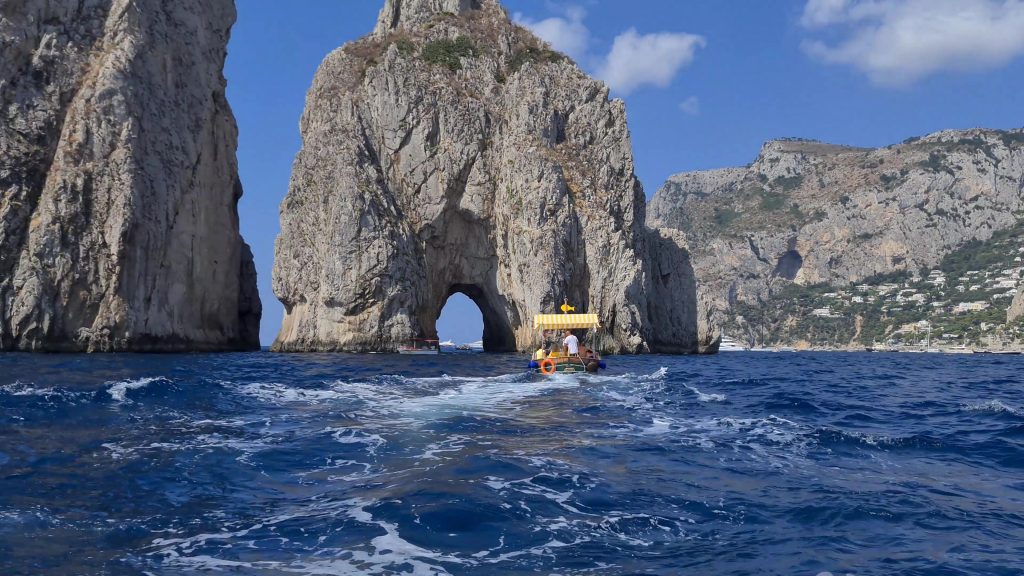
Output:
[
  {"xmin": 106, "ymin": 377, "xmax": 169, "ymax": 403},
  {"xmin": 148, "ymin": 497, "xmax": 467, "ymax": 575},
  {"xmin": 387, "ymin": 373, "xmax": 578, "ymax": 418},
  {"xmin": 328, "ymin": 428, "xmax": 387, "ymax": 455},
  {"xmin": 649, "ymin": 366, "xmax": 669, "ymax": 380},
  {"xmin": 684, "ymin": 384, "xmax": 726, "ymax": 402},
  {"xmin": 961, "ymin": 399, "xmax": 1022, "ymax": 417},
  {"xmin": 232, "ymin": 382, "xmax": 352, "ymax": 404},
  {"xmin": 0, "ymin": 381, "xmax": 83, "ymax": 402}
]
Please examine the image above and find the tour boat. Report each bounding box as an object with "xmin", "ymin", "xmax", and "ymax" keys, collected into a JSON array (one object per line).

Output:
[
  {"xmin": 398, "ymin": 339, "xmax": 440, "ymax": 355},
  {"xmin": 528, "ymin": 304, "xmax": 607, "ymax": 375}
]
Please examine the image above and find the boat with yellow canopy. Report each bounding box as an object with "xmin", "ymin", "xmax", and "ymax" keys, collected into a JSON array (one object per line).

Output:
[{"xmin": 528, "ymin": 303, "xmax": 607, "ymax": 375}]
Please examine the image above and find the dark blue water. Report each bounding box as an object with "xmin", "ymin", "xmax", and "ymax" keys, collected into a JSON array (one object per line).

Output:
[{"xmin": 1, "ymin": 352, "xmax": 1023, "ymax": 575}]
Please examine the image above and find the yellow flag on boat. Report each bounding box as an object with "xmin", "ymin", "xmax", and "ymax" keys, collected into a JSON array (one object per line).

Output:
[{"xmin": 533, "ymin": 313, "xmax": 600, "ymax": 330}]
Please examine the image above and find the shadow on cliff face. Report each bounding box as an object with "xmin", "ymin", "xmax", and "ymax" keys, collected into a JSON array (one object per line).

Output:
[{"xmin": 642, "ymin": 228, "xmax": 719, "ymax": 354}]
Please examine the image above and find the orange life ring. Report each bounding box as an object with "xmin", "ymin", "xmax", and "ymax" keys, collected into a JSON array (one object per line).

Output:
[{"xmin": 539, "ymin": 358, "xmax": 557, "ymax": 375}]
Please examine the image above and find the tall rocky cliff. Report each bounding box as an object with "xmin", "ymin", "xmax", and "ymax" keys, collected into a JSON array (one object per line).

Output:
[
  {"xmin": 649, "ymin": 128, "xmax": 1024, "ymax": 345},
  {"xmin": 273, "ymin": 0, "xmax": 714, "ymax": 353},
  {"xmin": 0, "ymin": 0, "xmax": 261, "ymax": 351}
]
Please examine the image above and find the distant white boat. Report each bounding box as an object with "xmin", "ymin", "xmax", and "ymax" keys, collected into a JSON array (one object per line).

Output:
[
  {"xmin": 454, "ymin": 340, "xmax": 484, "ymax": 351},
  {"xmin": 719, "ymin": 336, "xmax": 749, "ymax": 352},
  {"xmin": 439, "ymin": 340, "xmax": 455, "ymax": 348},
  {"xmin": 398, "ymin": 339, "xmax": 439, "ymax": 355},
  {"xmin": 945, "ymin": 345, "xmax": 973, "ymax": 354}
]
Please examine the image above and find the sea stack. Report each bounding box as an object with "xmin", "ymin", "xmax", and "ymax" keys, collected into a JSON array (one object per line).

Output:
[
  {"xmin": 273, "ymin": 0, "xmax": 714, "ymax": 353},
  {"xmin": 0, "ymin": 0, "xmax": 261, "ymax": 351}
]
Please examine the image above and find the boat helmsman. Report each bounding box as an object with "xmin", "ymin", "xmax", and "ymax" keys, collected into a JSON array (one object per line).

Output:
[{"xmin": 563, "ymin": 331, "xmax": 579, "ymax": 355}]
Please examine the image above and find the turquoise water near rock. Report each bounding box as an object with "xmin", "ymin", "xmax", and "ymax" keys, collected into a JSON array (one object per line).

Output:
[{"xmin": 1, "ymin": 352, "xmax": 1023, "ymax": 575}]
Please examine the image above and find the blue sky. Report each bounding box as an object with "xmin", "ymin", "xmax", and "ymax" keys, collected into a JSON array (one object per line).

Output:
[{"xmin": 225, "ymin": 0, "xmax": 1024, "ymax": 346}]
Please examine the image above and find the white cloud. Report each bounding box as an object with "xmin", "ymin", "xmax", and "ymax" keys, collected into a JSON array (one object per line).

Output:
[
  {"xmin": 515, "ymin": 6, "xmax": 705, "ymax": 96},
  {"xmin": 679, "ymin": 96, "xmax": 700, "ymax": 115},
  {"xmin": 513, "ymin": 6, "xmax": 590, "ymax": 62},
  {"xmin": 597, "ymin": 29, "xmax": 706, "ymax": 95},
  {"xmin": 802, "ymin": 0, "xmax": 856, "ymax": 27},
  {"xmin": 801, "ymin": 0, "xmax": 1024, "ymax": 86},
  {"xmin": 802, "ymin": 0, "xmax": 891, "ymax": 27}
]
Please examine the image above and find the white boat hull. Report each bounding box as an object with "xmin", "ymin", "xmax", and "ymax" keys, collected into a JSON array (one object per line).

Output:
[{"xmin": 718, "ymin": 336, "xmax": 749, "ymax": 352}]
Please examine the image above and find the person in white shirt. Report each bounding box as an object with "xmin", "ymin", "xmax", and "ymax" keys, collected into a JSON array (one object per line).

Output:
[{"xmin": 563, "ymin": 330, "xmax": 579, "ymax": 356}]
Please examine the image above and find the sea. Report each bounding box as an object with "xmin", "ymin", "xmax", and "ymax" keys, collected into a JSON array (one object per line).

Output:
[{"xmin": 1, "ymin": 351, "xmax": 1022, "ymax": 575}]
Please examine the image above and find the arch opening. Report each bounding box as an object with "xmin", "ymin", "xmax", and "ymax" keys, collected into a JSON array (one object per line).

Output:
[
  {"xmin": 437, "ymin": 292, "xmax": 482, "ymax": 349},
  {"xmin": 435, "ymin": 285, "xmax": 515, "ymax": 352}
]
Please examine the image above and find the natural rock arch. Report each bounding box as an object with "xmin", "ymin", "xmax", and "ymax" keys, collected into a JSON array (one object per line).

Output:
[
  {"xmin": 436, "ymin": 285, "xmax": 515, "ymax": 351},
  {"xmin": 271, "ymin": 0, "xmax": 715, "ymax": 354}
]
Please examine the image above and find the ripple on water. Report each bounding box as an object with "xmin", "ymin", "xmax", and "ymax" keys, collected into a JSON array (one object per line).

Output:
[{"xmin": 1, "ymin": 353, "xmax": 1023, "ymax": 575}]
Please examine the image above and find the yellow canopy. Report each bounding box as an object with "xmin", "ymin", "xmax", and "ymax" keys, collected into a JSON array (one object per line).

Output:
[{"xmin": 533, "ymin": 313, "xmax": 601, "ymax": 330}]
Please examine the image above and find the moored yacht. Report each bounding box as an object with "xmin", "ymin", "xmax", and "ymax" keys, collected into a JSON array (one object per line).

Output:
[{"xmin": 719, "ymin": 336, "xmax": 749, "ymax": 352}]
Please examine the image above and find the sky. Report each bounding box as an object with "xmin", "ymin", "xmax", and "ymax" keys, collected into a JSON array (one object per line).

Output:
[{"xmin": 225, "ymin": 0, "xmax": 1024, "ymax": 346}]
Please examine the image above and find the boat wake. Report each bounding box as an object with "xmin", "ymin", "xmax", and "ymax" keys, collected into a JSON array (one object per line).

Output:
[{"xmin": 4, "ymin": 353, "xmax": 1023, "ymax": 575}]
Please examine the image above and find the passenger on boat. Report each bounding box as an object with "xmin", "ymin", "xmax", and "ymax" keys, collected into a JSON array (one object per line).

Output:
[
  {"xmin": 563, "ymin": 331, "xmax": 579, "ymax": 355},
  {"xmin": 533, "ymin": 347, "xmax": 547, "ymax": 360}
]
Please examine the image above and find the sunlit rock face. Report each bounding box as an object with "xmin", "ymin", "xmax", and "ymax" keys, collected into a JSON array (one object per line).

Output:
[
  {"xmin": 649, "ymin": 129, "xmax": 1024, "ymax": 332},
  {"xmin": 0, "ymin": 0, "xmax": 261, "ymax": 351},
  {"xmin": 1008, "ymin": 289, "xmax": 1024, "ymax": 324},
  {"xmin": 273, "ymin": 0, "xmax": 712, "ymax": 353}
]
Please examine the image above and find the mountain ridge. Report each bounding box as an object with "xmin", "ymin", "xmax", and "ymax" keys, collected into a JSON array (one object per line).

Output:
[{"xmin": 650, "ymin": 126, "xmax": 1024, "ymax": 348}]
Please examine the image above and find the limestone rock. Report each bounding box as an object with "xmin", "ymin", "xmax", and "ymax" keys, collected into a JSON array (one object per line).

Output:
[
  {"xmin": 0, "ymin": 0, "xmax": 261, "ymax": 351},
  {"xmin": 1008, "ymin": 289, "xmax": 1024, "ymax": 324},
  {"xmin": 375, "ymin": 0, "xmax": 483, "ymax": 34},
  {"xmin": 273, "ymin": 0, "xmax": 703, "ymax": 353},
  {"xmin": 650, "ymin": 129, "xmax": 1024, "ymax": 335}
]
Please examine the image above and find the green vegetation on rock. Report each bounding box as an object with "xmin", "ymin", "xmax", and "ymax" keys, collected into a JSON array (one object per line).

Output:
[
  {"xmin": 759, "ymin": 191, "xmax": 786, "ymax": 211},
  {"xmin": 508, "ymin": 46, "xmax": 565, "ymax": 74},
  {"xmin": 724, "ymin": 221, "xmax": 1024, "ymax": 349},
  {"xmin": 939, "ymin": 222, "xmax": 1024, "ymax": 277},
  {"xmin": 713, "ymin": 207, "xmax": 740, "ymax": 228},
  {"xmin": 422, "ymin": 36, "xmax": 477, "ymax": 71},
  {"xmin": 393, "ymin": 37, "xmax": 417, "ymax": 55},
  {"xmin": 773, "ymin": 175, "xmax": 804, "ymax": 192}
]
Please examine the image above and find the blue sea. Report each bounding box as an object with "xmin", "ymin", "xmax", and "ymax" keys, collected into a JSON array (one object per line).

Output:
[{"xmin": 1, "ymin": 352, "xmax": 1023, "ymax": 575}]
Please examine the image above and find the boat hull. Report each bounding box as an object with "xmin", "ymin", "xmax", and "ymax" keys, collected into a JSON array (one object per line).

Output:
[{"xmin": 529, "ymin": 356, "xmax": 606, "ymax": 375}]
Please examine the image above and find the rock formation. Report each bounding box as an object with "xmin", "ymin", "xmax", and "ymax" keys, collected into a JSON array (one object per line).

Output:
[
  {"xmin": 1008, "ymin": 289, "xmax": 1024, "ymax": 324},
  {"xmin": 649, "ymin": 129, "xmax": 1024, "ymax": 343},
  {"xmin": 0, "ymin": 0, "xmax": 261, "ymax": 351},
  {"xmin": 273, "ymin": 0, "xmax": 712, "ymax": 353}
]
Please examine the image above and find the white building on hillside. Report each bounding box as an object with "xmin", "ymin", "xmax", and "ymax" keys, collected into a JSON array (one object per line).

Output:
[
  {"xmin": 811, "ymin": 307, "xmax": 840, "ymax": 318},
  {"xmin": 954, "ymin": 301, "xmax": 990, "ymax": 314}
]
